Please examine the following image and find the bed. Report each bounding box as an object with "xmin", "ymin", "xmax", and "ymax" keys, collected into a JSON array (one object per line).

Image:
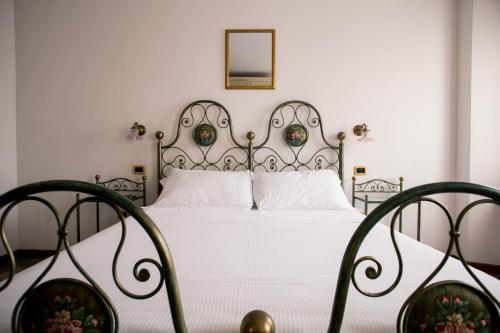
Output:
[{"xmin": 0, "ymin": 100, "xmax": 498, "ymax": 333}]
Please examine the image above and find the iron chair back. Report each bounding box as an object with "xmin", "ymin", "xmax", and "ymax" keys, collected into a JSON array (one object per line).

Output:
[
  {"xmin": 0, "ymin": 180, "xmax": 187, "ymax": 333},
  {"xmin": 329, "ymin": 181, "xmax": 500, "ymax": 333}
]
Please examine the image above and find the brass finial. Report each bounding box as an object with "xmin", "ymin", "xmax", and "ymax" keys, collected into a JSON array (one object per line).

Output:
[
  {"xmin": 95, "ymin": 175, "xmax": 100, "ymax": 181},
  {"xmin": 399, "ymin": 176, "xmax": 404, "ymax": 182},
  {"xmin": 247, "ymin": 131, "xmax": 255, "ymax": 142},
  {"xmin": 241, "ymin": 310, "xmax": 275, "ymax": 333},
  {"xmin": 155, "ymin": 131, "xmax": 164, "ymax": 140},
  {"xmin": 352, "ymin": 176, "xmax": 356, "ymax": 181},
  {"xmin": 337, "ymin": 131, "xmax": 346, "ymax": 142}
]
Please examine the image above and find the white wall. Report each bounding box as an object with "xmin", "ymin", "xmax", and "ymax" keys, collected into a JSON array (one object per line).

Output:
[
  {"xmin": 15, "ymin": 0, "xmax": 458, "ymax": 253},
  {"xmin": 454, "ymin": 0, "xmax": 500, "ymax": 265},
  {"xmin": 456, "ymin": 0, "xmax": 472, "ymax": 185},
  {"xmin": 0, "ymin": 0, "xmax": 18, "ymax": 256},
  {"xmin": 467, "ymin": 0, "xmax": 500, "ymax": 264}
]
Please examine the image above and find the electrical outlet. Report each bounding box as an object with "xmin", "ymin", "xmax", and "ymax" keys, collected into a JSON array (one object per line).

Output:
[
  {"xmin": 353, "ymin": 166, "xmax": 366, "ymax": 175},
  {"xmin": 132, "ymin": 165, "xmax": 145, "ymax": 175}
]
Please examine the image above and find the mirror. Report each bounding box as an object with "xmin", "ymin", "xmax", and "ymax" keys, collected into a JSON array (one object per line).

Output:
[{"xmin": 225, "ymin": 29, "xmax": 275, "ymax": 89}]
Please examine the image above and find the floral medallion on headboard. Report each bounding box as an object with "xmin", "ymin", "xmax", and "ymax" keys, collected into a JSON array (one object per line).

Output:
[
  {"xmin": 156, "ymin": 100, "xmax": 249, "ymax": 183},
  {"xmin": 252, "ymin": 100, "xmax": 345, "ymax": 183}
]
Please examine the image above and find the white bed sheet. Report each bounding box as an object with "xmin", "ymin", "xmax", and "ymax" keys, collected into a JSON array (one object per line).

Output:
[{"xmin": 1, "ymin": 208, "xmax": 498, "ymax": 332}]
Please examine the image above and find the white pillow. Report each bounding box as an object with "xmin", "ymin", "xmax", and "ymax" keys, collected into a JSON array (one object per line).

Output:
[
  {"xmin": 154, "ymin": 168, "xmax": 253, "ymax": 209},
  {"xmin": 252, "ymin": 170, "xmax": 353, "ymax": 210}
]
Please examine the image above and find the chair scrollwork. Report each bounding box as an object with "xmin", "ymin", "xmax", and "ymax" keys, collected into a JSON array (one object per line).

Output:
[
  {"xmin": 0, "ymin": 180, "xmax": 188, "ymax": 333},
  {"xmin": 329, "ymin": 182, "xmax": 500, "ymax": 333}
]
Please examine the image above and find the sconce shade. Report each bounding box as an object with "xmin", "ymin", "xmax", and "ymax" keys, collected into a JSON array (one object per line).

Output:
[
  {"xmin": 127, "ymin": 122, "xmax": 146, "ymax": 141},
  {"xmin": 353, "ymin": 123, "xmax": 369, "ymax": 137}
]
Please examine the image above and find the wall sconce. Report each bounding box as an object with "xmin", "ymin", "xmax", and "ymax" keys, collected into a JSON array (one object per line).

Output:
[
  {"xmin": 127, "ymin": 122, "xmax": 146, "ymax": 141},
  {"xmin": 353, "ymin": 123, "xmax": 370, "ymax": 137}
]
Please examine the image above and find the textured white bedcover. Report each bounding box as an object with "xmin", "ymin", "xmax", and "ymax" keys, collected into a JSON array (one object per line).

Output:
[{"xmin": 1, "ymin": 208, "xmax": 498, "ymax": 332}]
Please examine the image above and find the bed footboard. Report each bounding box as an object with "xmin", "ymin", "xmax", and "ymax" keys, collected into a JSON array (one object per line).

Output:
[
  {"xmin": 329, "ymin": 182, "xmax": 499, "ymax": 333},
  {"xmin": 0, "ymin": 180, "xmax": 187, "ymax": 333}
]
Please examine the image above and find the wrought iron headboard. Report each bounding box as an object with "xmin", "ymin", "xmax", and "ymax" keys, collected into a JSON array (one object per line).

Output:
[
  {"xmin": 155, "ymin": 100, "xmax": 249, "ymax": 194},
  {"xmin": 156, "ymin": 100, "xmax": 346, "ymax": 194},
  {"xmin": 251, "ymin": 100, "xmax": 345, "ymax": 183}
]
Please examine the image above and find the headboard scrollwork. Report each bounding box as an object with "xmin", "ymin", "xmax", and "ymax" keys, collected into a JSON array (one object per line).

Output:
[
  {"xmin": 156, "ymin": 100, "xmax": 346, "ymax": 194},
  {"xmin": 156, "ymin": 101, "xmax": 249, "ymax": 192},
  {"xmin": 252, "ymin": 100, "xmax": 345, "ymax": 183}
]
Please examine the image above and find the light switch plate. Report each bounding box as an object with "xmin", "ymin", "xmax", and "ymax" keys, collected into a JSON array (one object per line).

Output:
[
  {"xmin": 353, "ymin": 166, "xmax": 366, "ymax": 175},
  {"xmin": 132, "ymin": 165, "xmax": 145, "ymax": 175}
]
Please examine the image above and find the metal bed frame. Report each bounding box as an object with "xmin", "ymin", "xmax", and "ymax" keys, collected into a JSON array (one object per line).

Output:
[
  {"xmin": 1, "ymin": 100, "xmax": 498, "ymax": 332},
  {"xmin": 155, "ymin": 100, "xmax": 346, "ymax": 194}
]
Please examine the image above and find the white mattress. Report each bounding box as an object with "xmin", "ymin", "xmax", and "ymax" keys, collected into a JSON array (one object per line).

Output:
[{"xmin": 1, "ymin": 208, "xmax": 498, "ymax": 332}]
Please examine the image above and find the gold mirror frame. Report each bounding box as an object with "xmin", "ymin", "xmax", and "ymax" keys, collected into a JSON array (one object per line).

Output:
[{"xmin": 225, "ymin": 29, "xmax": 275, "ymax": 90}]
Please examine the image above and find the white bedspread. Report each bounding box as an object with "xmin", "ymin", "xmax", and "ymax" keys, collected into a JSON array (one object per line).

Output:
[{"xmin": 1, "ymin": 208, "xmax": 498, "ymax": 332}]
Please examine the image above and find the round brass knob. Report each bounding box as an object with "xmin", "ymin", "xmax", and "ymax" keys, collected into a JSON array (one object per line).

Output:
[
  {"xmin": 247, "ymin": 131, "xmax": 256, "ymax": 141},
  {"xmin": 240, "ymin": 310, "xmax": 275, "ymax": 333},
  {"xmin": 155, "ymin": 131, "xmax": 164, "ymax": 140},
  {"xmin": 337, "ymin": 131, "xmax": 346, "ymax": 142}
]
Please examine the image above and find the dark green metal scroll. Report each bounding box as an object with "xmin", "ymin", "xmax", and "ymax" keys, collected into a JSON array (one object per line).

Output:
[
  {"xmin": 251, "ymin": 100, "xmax": 345, "ymax": 184},
  {"xmin": 352, "ymin": 177, "xmax": 404, "ymax": 232},
  {"xmin": 156, "ymin": 100, "xmax": 249, "ymax": 194},
  {"xmin": 95, "ymin": 175, "xmax": 147, "ymax": 206},
  {"xmin": 94, "ymin": 175, "xmax": 147, "ymax": 235},
  {"xmin": 156, "ymin": 100, "xmax": 346, "ymax": 192},
  {"xmin": 328, "ymin": 182, "xmax": 500, "ymax": 333},
  {"xmin": 0, "ymin": 180, "xmax": 187, "ymax": 333}
]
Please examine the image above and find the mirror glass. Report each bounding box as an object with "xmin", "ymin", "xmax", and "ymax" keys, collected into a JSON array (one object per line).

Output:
[{"xmin": 226, "ymin": 29, "xmax": 275, "ymax": 89}]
